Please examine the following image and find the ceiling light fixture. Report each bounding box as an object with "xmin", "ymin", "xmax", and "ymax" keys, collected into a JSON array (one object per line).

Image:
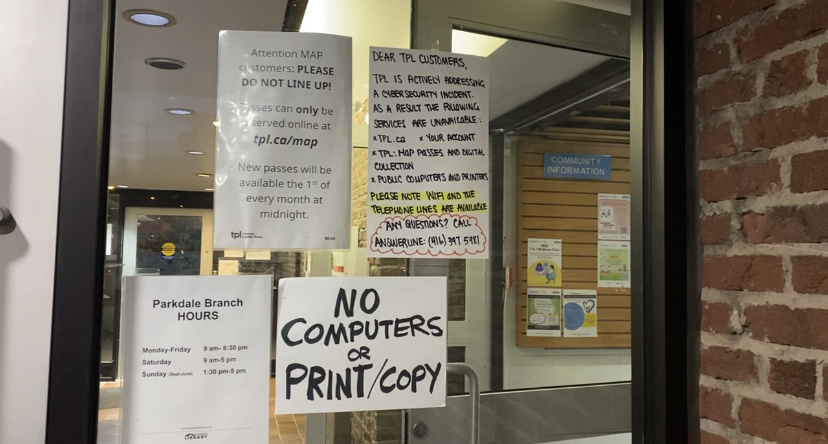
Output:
[
  {"xmin": 165, "ymin": 108, "xmax": 193, "ymax": 116},
  {"xmin": 107, "ymin": 186, "xmax": 115, "ymax": 190},
  {"xmin": 204, "ymin": 188, "xmax": 215, "ymax": 191},
  {"xmin": 197, "ymin": 173, "xmax": 212, "ymax": 178},
  {"xmin": 123, "ymin": 9, "xmax": 176, "ymax": 27},
  {"xmin": 145, "ymin": 57, "xmax": 186, "ymax": 70},
  {"xmin": 116, "ymin": 185, "xmax": 129, "ymax": 188},
  {"xmin": 186, "ymin": 150, "xmax": 205, "ymax": 155}
]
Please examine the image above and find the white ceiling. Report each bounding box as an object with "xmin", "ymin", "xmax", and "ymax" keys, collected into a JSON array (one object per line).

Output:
[
  {"xmin": 108, "ymin": 0, "xmax": 288, "ymax": 191},
  {"xmin": 559, "ymin": 0, "xmax": 631, "ymax": 15},
  {"xmin": 107, "ymin": 0, "xmax": 623, "ymax": 192}
]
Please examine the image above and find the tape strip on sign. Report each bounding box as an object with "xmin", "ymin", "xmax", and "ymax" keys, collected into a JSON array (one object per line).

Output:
[{"xmin": 275, "ymin": 277, "xmax": 448, "ymax": 414}]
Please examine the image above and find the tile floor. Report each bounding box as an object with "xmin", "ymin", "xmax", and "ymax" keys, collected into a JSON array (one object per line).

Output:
[{"xmin": 96, "ymin": 379, "xmax": 305, "ymax": 444}]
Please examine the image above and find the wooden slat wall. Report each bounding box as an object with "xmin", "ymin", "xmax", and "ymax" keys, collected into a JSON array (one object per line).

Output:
[{"xmin": 516, "ymin": 132, "xmax": 631, "ymax": 349}]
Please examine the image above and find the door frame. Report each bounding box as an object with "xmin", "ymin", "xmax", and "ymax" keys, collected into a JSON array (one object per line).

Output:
[{"xmin": 46, "ymin": 1, "xmax": 697, "ymax": 444}]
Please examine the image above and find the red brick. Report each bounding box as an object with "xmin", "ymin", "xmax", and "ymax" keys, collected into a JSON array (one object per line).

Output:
[
  {"xmin": 819, "ymin": 43, "xmax": 828, "ymax": 84},
  {"xmin": 700, "ymin": 385, "xmax": 735, "ymax": 426},
  {"xmin": 702, "ymin": 302, "xmax": 735, "ymax": 335},
  {"xmin": 703, "ymin": 255, "xmax": 784, "ymax": 291},
  {"xmin": 737, "ymin": 1, "xmax": 828, "ymax": 62},
  {"xmin": 769, "ymin": 359, "xmax": 816, "ymax": 399},
  {"xmin": 699, "ymin": 122, "xmax": 736, "ymax": 160},
  {"xmin": 745, "ymin": 306, "xmax": 828, "ymax": 350},
  {"xmin": 742, "ymin": 97, "xmax": 828, "ymax": 151},
  {"xmin": 792, "ymin": 150, "xmax": 828, "ymax": 193},
  {"xmin": 740, "ymin": 398, "xmax": 828, "ymax": 443},
  {"xmin": 701, "ymin": 215, "xmax": 731, "ymax": 245},
  {"xmin": 700, "ymin": 346, "xmax": 757, "ymax": 381},
  {"xmin": 697, "ymin": 42, "xmax": 731, "ymax": 77},
  {"xmin": 792, "ymin": 256, "xmax": 828, "ymax": 294},
  {"xmin": 697, "ymin": 73, "xmax": 756, "ymax": 116},
  {"xmin": 698, "ymin": 160, "xmax": 781, "ymax": 202},
  {"xmin": 694, "ymin": 0, "xmax": 776, "ymax": 37},
  {"xmin": 700, "ymin": 430, "xmax": 731, "ymax": 444},
  {"xmin": 743, "ymin": 205, "xmax": 828, "ymax": 243},
  {"xmin": 764, "ymin": 51, "xmax": 810, "ymax": 97}
]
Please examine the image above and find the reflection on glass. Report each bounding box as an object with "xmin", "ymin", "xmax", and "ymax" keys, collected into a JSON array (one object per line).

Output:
[{"xmin": 136, "ymin": 215, "xmax": 202, "ymax": 275}]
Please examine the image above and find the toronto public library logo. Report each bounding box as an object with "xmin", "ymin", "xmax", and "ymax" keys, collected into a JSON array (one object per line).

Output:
[{"xmin": 184, "ymin": 433, "xmax": 208, "ymax": 440}]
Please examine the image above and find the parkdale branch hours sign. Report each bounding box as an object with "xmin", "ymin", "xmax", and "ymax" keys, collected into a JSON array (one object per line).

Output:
[{"xmin": 275, "ymin": 277, "xmax": 447, "ymax": 414}]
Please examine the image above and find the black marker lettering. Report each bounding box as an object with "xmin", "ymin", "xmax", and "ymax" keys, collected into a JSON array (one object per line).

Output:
[
  {"xmin": 281, "ymin": 318, "xmax": 306, "ymax": 346},
  {"xmin": 307, "ymin": 366, "xmax": 325, "ymax": 400},
  {"xmin": 285, "ymin": 363, "xmax": 308, "ymax": 400}
]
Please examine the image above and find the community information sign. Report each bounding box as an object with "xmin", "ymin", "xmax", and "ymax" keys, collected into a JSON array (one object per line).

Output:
[
  {"xmin": 121, "ymin": 275, "xmax": 272, "ymax": 444},
  {"xmin": 214, "ymin": 31, "xmax": 352, "ymax": 249},
  {"xmin": 367, "ymin": 47, "xmax": 490, "ymax": 258},
  {"xmin": 275, "ymin": 277, "xmax": 447, "ymax": 413}
]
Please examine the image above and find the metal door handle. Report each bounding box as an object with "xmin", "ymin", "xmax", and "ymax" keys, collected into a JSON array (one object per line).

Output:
[{"xmin": 447, "ymin": 363, "xmax": 480, "ymax": 444}]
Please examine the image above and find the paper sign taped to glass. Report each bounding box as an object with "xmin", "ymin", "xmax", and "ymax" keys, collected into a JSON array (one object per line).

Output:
[
  {"xmin": 214, "ymin": 31, "xmax": 352, "ymax": 249},
  {"xmin": 274, "ymin": 277, "xmax": 447, "ymax": 413}
]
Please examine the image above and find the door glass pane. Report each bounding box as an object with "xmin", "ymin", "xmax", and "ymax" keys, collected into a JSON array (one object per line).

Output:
[{"xmin": 97, "ymin": 0, "xmax": 635, "ymax": 443}]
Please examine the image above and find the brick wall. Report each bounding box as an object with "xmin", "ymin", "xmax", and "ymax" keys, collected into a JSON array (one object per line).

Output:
[{"xmin": 696, "ymin": 1, "xmax": 828, "ymax": 442}]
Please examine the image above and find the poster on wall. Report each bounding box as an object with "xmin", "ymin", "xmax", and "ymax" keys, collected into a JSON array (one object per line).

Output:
[
  {"xmin": 563, "ymin": 289, "xmax": 598, "ymax": 338},
  {"xmin": 121, "ymin": 275, "xmax": 272, "ymax": 444},
  {"xmin": 527, "ymin": 288, "xmax": 562, "ymax": 337},
  {"xmin": 275, "ymin": 277, "xmax": 447, "ymax": 413},
  {"xmin": 597, "ymin": 194, "xmax": 631, "ymax": 240},
  {"xmin": 366, "ymin": 47, "xmax": 490, "ymax": 258},
  {"xmin": 527, "ymin": 238, "xmax": 562, "ymax": 287},
  {"xmin": 598, "ymin": 241, "xmax": 631, "ymax": 288},
  {"xmin": 214, "ymin": 31, "xmax": 352, "ymax": 250}
]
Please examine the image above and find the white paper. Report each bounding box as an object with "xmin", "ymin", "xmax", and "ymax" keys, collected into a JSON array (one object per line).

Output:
[
  {"xmin": 527, "ymin": 288, "xmax": 562, "ymax": 337},
  {"xmin": 218, "ymin": 259, "xmax": 239, "ymax": 275},
  {"xmin": 598, "ymin": 241, "xmax": 631, "ymax": 288},
  {"xmin": 527, "ymin": 238, "xmax": 562, "ymax": 287},
  {"xmin": 215, "ymin": 31, "xmax": 352, "ymax": 249},
  {"xmin": 563, "ymin": 290, "xmax": 598, "ymax": 338},
  {"xmin": 366, "ymin": 47, "xmax": 490, "ymax": 258},
  {"xmin": 224, "ymin": 249, "xmax": 245, "ymax": 258},
  {"xmin": 121, "ymin": 276, "xmax": 272, "ymax": 443},
  {"xmin": 275, "ymin": 277, "xmax": 447, "ymax": 413},
  {"xmin": 598, "ymin": 194, "xmax": 631, "ymax": 240},
  {"xmin": 245, "ymin": 250, "xmax": 272, "ymax": 260}
]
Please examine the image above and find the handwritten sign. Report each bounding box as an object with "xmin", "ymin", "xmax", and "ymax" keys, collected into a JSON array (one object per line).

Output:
[
  {"xmin": 275, "ymin": 277, "xmax": 447, "ymax": 413},
  {"xmin": 214, "ymin": 31, "xmax": 352, "ymax": 249},
  {"xmin": 543, "ymin": 154, "xmax": 612, "ymax": 180},
  {"xmin": 367, "ymin": 47, "xmax": 490, "ymax": 258}
]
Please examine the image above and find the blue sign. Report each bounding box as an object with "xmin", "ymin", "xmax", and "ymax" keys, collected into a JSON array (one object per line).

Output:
[{"xmin": 543, "ymin": 153, "xmax": 612, "ymax": 180}]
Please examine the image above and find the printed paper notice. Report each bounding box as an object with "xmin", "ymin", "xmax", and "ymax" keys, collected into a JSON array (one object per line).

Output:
[
  {"xmin": 598, "ymin": 194, "xmax": 631, "ymax": 240},
  {"xmin": 527, "ymin": 288, "xmax": 561, "ymax": 337},
  {"xmin": 563, "ymin": 290, "xmax": 598, "ymax": 338},
  {"xmin": 121, "ymin": 276, "xmax": 272, "ymax": 443},
  {"xmin": 598, "ymin": 241, "xmax": 631, "ymax": 288},
  {"xmin": 215, "ymin": 31, "xmax": 352, "ymax": 249},
  {"xmin": 367, "ymin": 47, "xmax": 490, "ymax": 258},
  {"xmin": 275, "ymin": 277, "xmax": 447, "ymax": 413},
  {"xmin": 527, "ymin": 238, "xmax": 562, "ymax": 287}
]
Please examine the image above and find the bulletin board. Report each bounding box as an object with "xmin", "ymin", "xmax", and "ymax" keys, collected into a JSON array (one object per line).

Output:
[{"xmin": 515, "ymin": 129, "xmax": 631, "ymax": 349}]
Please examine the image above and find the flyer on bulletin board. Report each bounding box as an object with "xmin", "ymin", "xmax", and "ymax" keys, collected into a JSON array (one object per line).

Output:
[
  {"xmin": 598, "ymin": 241, "xmax": 631, "ymax": 288},
  {"xmin": 527, "ymin": 288, "xmax": 561, "ymax": 337},
  {"xmin": 527, "ymin": 238, "xmax": 562, "ymax": 287},
  {"xmin": 597, "ymin": 194, "xmax": 631, "ymax": 240},
  {"xmin": 563, "ymin": 290, "xmax": 598, "ymax": 338}
]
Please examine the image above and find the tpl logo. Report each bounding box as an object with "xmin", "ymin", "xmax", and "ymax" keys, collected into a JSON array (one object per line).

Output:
[
  {"xmin": 230, "ymin": 231, "xmax": 241, "ymax": 239},
  {"xmin": 184, "ymin": 433, "xmax": 208, "ymax": 440}
]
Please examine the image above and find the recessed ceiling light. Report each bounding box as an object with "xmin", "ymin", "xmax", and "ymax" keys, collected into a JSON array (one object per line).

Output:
[
  {"xmin": 197, "ymin": 173, "xmax": 212, "ymax": 178},
  {"xmin": 116, "ymin": 185, "xmax": 129, "ymax": 188},
  {"xmin": 213, "ymin": 121, "xmax": 220, "ymax": 127},
  {"xmin": 107, "ymin": 186, "xmax": 115, "ymax": 190},
  {"xmin": 165, "ymin": 108, "xmax": 194, "ymax": 116},
  {"xmin": 145, "ymin": 57, "xmax": 186, "ymax": 70},
  {"xmin": 123, "ymin": 9, "xmax": 176, "ymax": 27},
  {"xmin": 187, "ymin": 150, "xmax": 205, "ymax": 155},
  {"xmin": 204, "ymin": 188, "xmax": 215, "ymax": 191}
]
